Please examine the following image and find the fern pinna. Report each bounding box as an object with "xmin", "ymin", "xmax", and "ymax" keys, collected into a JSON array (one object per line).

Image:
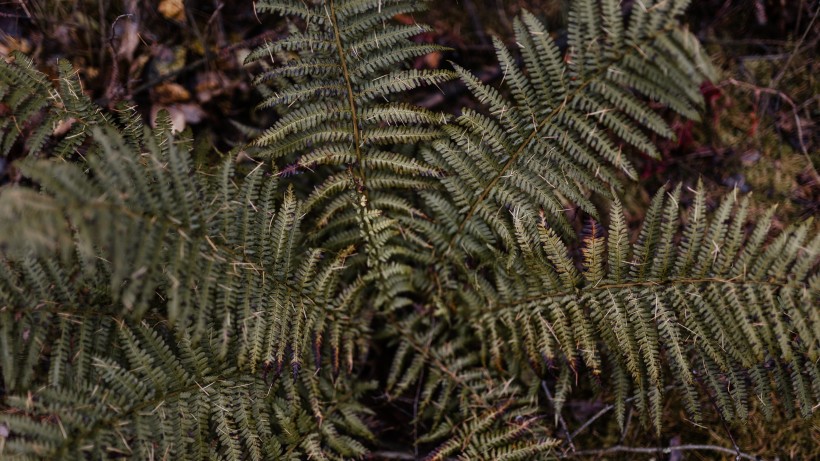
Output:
[{"xmin": 0, "ymin": 0, "xmax": 818, "ymax": 460}]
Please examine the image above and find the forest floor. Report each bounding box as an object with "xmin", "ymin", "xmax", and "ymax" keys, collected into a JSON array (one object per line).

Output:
[{"xmin": 1, "ymin": 0, "xmax": 818, "ymax": 458}]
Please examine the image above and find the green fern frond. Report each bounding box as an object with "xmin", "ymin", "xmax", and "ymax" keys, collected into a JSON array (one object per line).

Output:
[
  {"xmin": 247, "ymin": 0, "xmax": 455, "ymax": 305},
  {"xmin": 1, "ymin": 1, "xmax": 816, "ymax": 459},
  {"xmin": 0, "ymin": 53, "xmax": 118, "ymax": 159},
  {"xmin": 0, "ymin": 324, "xmax": 375, "ymax": 461},
  {"xmin": 423, "ymin": 0, "xmax": 716, "ymax": 269},
  {"xmin": 0, "ymin": 123, "xmax": 363, "ymax": 394},
  {"xmin": 475, "ymin": 183, "xmax": 818, "ymax": 431}
]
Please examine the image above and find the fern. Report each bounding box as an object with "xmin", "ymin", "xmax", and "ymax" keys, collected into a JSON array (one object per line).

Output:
[
  {"xmin": 1, "ymin": 323, "xmax": 375, "ymax": 460},
  {"xmin": 421, "ymin": 0, "xmax": 716, "ymax": 268},
  {"xmin": 0, "ymin": 0, "xmax": 817, "ymax": 459},
  {"xmin": 0, "ymin": 53, "xmax": 121, "ymax": 159},
  {"xmin": 0, "ymin": 112, "xmax": 367, "ymax": 388},
  {"xmin": 386, "ymin": 186, "xmax": 817, "ymax": 442},
  {"xmin": 484, "ymin": 183, "xmax": 817, "ymax": 429},
  {"xmin": 246, "ymin": 0, "xmax": 454, "ymax": 310}
]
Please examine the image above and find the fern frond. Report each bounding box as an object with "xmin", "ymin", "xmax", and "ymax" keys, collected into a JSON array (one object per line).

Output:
[
  {"xmin": 475, "ymin": 183, "xmax": 818, "ymax": 431},
  {"xmin": 247, "ymin": 0, "xmax": 455, "ymax": 311},
  {"xmin": 1, "ymin": 1, "xmax": 815, "ymax": 459},
  {"xmin": 424, "ymin": 0, "xmax": 716, "ymax": 270},
  {"xmin": 0, "ymin": 324, "xmax": 375, "ymax": 460},
  {"xmin": 0, "ymin": 53, "xmax": 118, "ymax": 159},
  {"xmin": 0, "ymin": 123, "xmax": 364, "ymax": 394},
  {"xmin": 384, "ymin": 314, "xmax": 562, "ymax": 460}
]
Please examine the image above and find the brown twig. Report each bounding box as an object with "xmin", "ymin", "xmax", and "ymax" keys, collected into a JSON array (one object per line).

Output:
[
  {"xmin": 15, "ymin": 0, "xmax": 34, "ymax": 25},
  {"xmin": 569, "ymin": 385, "xmax": 678, "ymax": 441},
  {"xmin": 712, "ymin": 393, "xmax": 743, "ymax": 460},
  {"xmin": 569, "ymin": 404, "xmax": 614, "ymax": 441},
  {"xmin": 0, "ymin": 11, "xmax": 27, "ymax": 19},
  {"xmin": 104, "ymin": 14, "xmax": 133, "ymax": 106},
  {"xmin": 563, "ymin": 444, "xmax": 763, "ymax": 460},
  {"xmin": 369, "ymin": 451, "xmax": 417, "ymax": 460},
  {"xmin": 770, "ymin": 5, "xmax": 819, "ymax": 89},
  {"xmin": 619, "ymin": 405, "xmax": 632, "ymax": 442},
  {"xmin": 412, "ymin": 365, "xmax": 424, "ymax": 459},
  {"xmin": 252, "ymin": 0, "xmax": 262, "ymax": 24},
  {"xmin": 542, "ymin": 380, "xmax": 576, "ymax": 453},
  {"xmin": 206, "ymin": 0, "xmax": 228, "ymax": 58}
]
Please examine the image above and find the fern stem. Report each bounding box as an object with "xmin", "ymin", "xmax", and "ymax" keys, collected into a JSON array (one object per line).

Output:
[
  {"xmin": 504, "ymin": 277, "xmax": 798, "ymax": 309},
  {"xmin": 327, "ymin": 0, "xmax": 366, "ymax": 187}
]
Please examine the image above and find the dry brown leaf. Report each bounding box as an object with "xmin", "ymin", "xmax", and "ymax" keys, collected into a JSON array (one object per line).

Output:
[
  {"xmin": 423, "ymin": 51, "xmax": 442, "ymax": 69},
  {"xmin": 195, "ymin": 72, "xmax": 223, "ymax": 103},
  {"xmin": 159, "ymin": 0, "xmax": 186, "ymax": 22},
  {"xmin": 0, "ymin": 35, "xmax": 32, "ymax": 56},
  {"xmin": 154, "ymin": 82, "xmax": 191, "ymax": 104},
  {"xmin": 150, "ymin": 103, "xmax": 205, "ymax": 133}
]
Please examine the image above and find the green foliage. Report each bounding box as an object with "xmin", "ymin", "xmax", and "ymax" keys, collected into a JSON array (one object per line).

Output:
[
  {"xmin": 2, "ymin": 322, "xmax": 375, "ymax": 460},
  {"xmin": 0, "ymin": 52, "xmax": 118, "ymax": 159},
  {"xmin": 0, "ymin": 109, "xmax": 373, "ymax": 460},
  {"xmin": 246, "ymin": 0, "xmax": 454, "ymax": 307},
  {"xmin": 483, "ymin": 183, "xmax": 817, "ymax": 427},
  {"xmin": 423, "ymin": 0, "xmax": 716, "ymax": 255},
  {"xmin": 0, "ymin": 0, "xmax": 817, "ymax": 459}
]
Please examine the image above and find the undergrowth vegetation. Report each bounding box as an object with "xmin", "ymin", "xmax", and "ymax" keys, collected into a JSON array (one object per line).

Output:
[{"xmin": 0, "ymin": 0, "xmax": 817, "ymax": 459}]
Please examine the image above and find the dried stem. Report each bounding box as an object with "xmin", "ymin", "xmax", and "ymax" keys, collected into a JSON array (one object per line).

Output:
[
  {"xmin": 542, "ymin": 380, "xmax": 576, "ymax": 453},
  {"xmin": 563, "ymin": 443, "xmax": 763, "ymax": 460}
]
